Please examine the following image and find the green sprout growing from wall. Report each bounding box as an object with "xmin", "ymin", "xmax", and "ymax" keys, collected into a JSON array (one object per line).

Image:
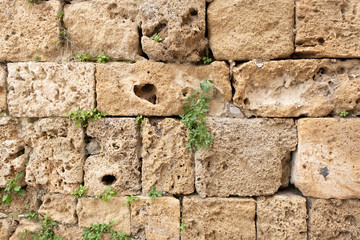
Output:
[{"xmin": 67, "ymin": 108, "xmax": 107, "ymax": 128}]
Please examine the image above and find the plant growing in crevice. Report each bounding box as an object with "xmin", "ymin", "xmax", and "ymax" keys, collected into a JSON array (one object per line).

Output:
[
  {"xmin": 26, "ymin": 211, "xmax": 38, "ymax": 220},
  {"xmin": 71, "ymin": 185, "xmax": 88, "ymax": 199},
  {"xmin": 148, "ymin": 186, "xmax": 162, "ymax": 200},
  {"xmin": 126, "ymin": 195, "xmax": 139, "ymax": 206},
  {"xmin": 202, "ymin": 56, "xmax": 212, "ymax": 65},
  {"xmin": 1, "ymin": 172, "xmax": 26, "ymax": 206},
  {"xmin": 57, "ymin": 11, "xmax": 68, "ymax": 47},
  {"xmin": 76, "ymin": 53, "xmax": 93, "ymax": 62},
  {"xmin": 179, "ymin": 218, "xmax": 186, "ymax": 232},
  {"xmin": 151, "ymin": 33, "xmax": 163, "ymax": 42},
  {"xmin": 340, "ymin": 110, "xmax": 349, "ymax": 117},
  {"xmin": 136, "ymin": 115, "xmax": 145, "ymax": 131},
  {"xmin": 97, "ymin": 51, "xmax": 110, "ymax": 63},
  {"xmin": 66, "ymin": 108, "xmax": 107, "ymax": 128},
  {"xmin": 96, "ymin": 186, "xmax": 117, "ymax": 202},
  {"xmin": 22, "ymin": 215, "xmax": 62, "ymax": 240},
  {"xmin": 27, "ymin": 0, "xmax": 43, "ymax": 3},
  {"xmin": 34, "ymin": 53, "xmax": 41, "ymax": 62},
  {"xmin": 82, "ymin": 222, "xmax": 130, "ymax": 240}
]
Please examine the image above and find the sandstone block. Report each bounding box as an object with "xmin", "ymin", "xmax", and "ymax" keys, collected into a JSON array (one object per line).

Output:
[
  {"xmin": 0, "ymin": 188, "xmax": 38, "ymax": 213},
  {"xmin": 0, "ymin": 219, "xmax": 10, "ymax": 240},
  {"xmin": 292, "ymin": 118, "xmax": 360, "ymax": 199},
  {"xmin": 195, "ymin": 118, "xmax": 297, "ymax": 197},
  {"xmin": 85, "ymin": 118, "xmax": 141, "ymax": 196},
  {"xmin": 0, "ymin": 0, "xmax": 61, "ymax": 62},
  {"xmin": 141, "ymin": 118, "xmax": 194, "ymax": 195},
  {"xmin": 308, "ymin": 199, "xmax": 360, "ymax": 239},
  {"xmin": 56, "ymin": 225, "xmax": 83, "ymax": 240},
  {"xmin": 296, "ymin": 0, "xmax": 360, "ymax": 58},
  {"xmin": 131, "ymin": 197, "xmax": 180, "ymax": 240},
  {"xmin": 140, "ymin": 0, "xmax": 207, "ymax": 62},
  {"xmin": 64, "ymin": 0, "xmax": 140, "ymax": 61},
  {"xmin": 7, "ymin": 63, "xmax": 95, "ymax": 117},
  {"xmin": 208, "ymin": 0, "xmax": 294, "ymax": 60},
  {"xmin": 233, "ymin": 59, "xmax": 360, "ymax": 117},
  {"xmin": 182, "ymin": 197, "xmax": 256, "ymax": 239},
  {"xmin": 96, "ymin": 61, "xmax": 231, "ymax": 116},
  {"xmin": 257, "ymin": 192, "xmax": 307, "ymax": 240},
  {"xmin": 0, "ymin": 67, "xmax": 6, "ymax": 113},
  {"xmin": 9, "ymin": 220, "xmax": 40, "ymax": 240}
]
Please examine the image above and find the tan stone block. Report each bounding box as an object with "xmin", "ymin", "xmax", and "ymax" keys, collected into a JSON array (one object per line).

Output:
[
  {"xmin": 96, "ymin": 61, "xmax": 231, "ymax": 116},
  {"xmin": 56, "ymin": 225, "xmax": 83, "ymax": 240},
  {"xmin": 9, "ymin": 220, "xmax": 40, "ymax": 240},
  {"xmin": 85, "ymin": 118, "xmax": 141, "ymax": 196},
  {"xmin": 208, "ymin": 0, "xmax": 294, "ymax": 60},
  {"xmin": 0, "ymin": 67, "xmax": 6, "ymax": 113},
  {"xmin": 308, "ymin": 199, "xmax": 360, "ymax": 239},
  {"xmin": 131, "ymin": 197, "xmax": 180, "ymax": 240},
  {"xmin": 0, "ymin": 0, "xmax": 61, "ymax": 62},
  {"xmin": 140, "ymin": 0, "xmax": 207, "ymax": 62},
  {"xmin": 0, "ymin": 219, "xmax": 10, "ymax": 240},
  {"xmin": 141, "ymin": 118, "xmax": 194, "ymax": 195},
  {"xmin": 257, "ymin": 192, "xmax": 307, "ymax": 240},
  {"xmin": 7, "ymin": 63, "xmax": 95, "ymax": 117},
  {"xmin": 64, "ymin": 0, "xmax": 140, "ymax": 61},
  {"xmin": 182, "ymin": 197, "xmax": 256, "ymax": 240},
  {"xmin": 296, "ymin": 0, "xmax": 360, "ymax": 58},
  {"xmin": 292, "ymin": 118, "xmax": 360, "ymax": 199},
  {"xmin": 233, "ymin": 59, "xmax": 360, "ymax": 117},
  {"xmin": 0, "ymin": 188, "xmax": 38, "ymax": 213},
  {"xmin": 195, "ymin": 118, "xmax": 297, "ymax": 197}
]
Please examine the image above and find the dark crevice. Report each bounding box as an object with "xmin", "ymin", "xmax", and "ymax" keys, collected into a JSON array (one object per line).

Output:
[{"xmin": 138, "ymin": 25, "xmax": 149, "ymax": 60}]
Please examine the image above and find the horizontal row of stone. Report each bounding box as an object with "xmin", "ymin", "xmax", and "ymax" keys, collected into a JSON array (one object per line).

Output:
[
  {"xmin": 1, "ymin": 0, "xmax": 359, "ymax": 62},
  {"xmin": 1, "ymin": 59, "xmax": 360, "ymax": 118},
  {"xmin": 1, "ymin": 192, "xmax": 359, "ymax": 239}
]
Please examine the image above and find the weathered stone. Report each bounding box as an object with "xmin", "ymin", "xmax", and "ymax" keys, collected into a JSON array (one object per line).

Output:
[
  {"xmin": 85, "ymin": 118, "xmax": 141, "ymax": 196},
  {"xmin": 25, "ymin": 118, "xmax": 85, "ymax": 194},
  {"xmin": 9, "ymin": 220, "xmax": 40, "ymax": 240},
  {"xmin": 182, "ymin": 197, "xmax": 256, "ymax": 239},
  {"xmin": 233, "ymin": 59, "xmax": 360, "ymax": 117},
  {"xmin": 207, "ymin": 0, "xmax": 294, "ymax": 60},
  {"xmin": 0, "ymin": 219, "xmax": 10, "ymax": 240},
  {"xmin": 141, "ymin": 118, "xmax": 194, "ymax": 195},
  {"xmin": 7, "ymin": 63, "xmax": 95, "ymax": 117},
  {"xmin": 0, "ymin": 66, "xmax": 6, "ymax": 113},
  {"xmin": 77, "ymin": 197, "xmax": 130, "ymax": 235},
  {"xmin": 296, "ymin": 0, "xmax": 360, "ymax": 58},
  {"xmin": 292, "ymin": 118, "xmax": 360, "ymax": 199},
  {"xmin": 140, "ymin": 0, "xmax": 207, "ymax": 62},
  {"xmin": 56, "ymin": 225, "xmax": 83, "ymax": 240},
  {"xmin": 195, "ymin": 118, "xmax": 297, "ymax": 197},
  {"xmin": 308, "ymin": 199, "xmax": 360, "ymax": 239},
  {"xmin": 0, "ymin": 188, "xmax": 38, "ymax": 213},
  {"xmin": 64, "ymin": 0, "xmax": 140, "ymax": 61},
  {"xmin": 38, "ymin": 193, "xmax": 77, "ymax": 224},
  {"xmin": 96, "ymin": 61, "xmax": 231, "ymax": 116},
  {"xmin": 257, "ymin": 192, "xmax": 307, "ymax": 240},
  {"xmin": 131, "ymin": 197, "xmax": 180, "ymax": 240},
  {"xmin": 0, "ymin": 0, "xmax": 61, "ymax": 62}
]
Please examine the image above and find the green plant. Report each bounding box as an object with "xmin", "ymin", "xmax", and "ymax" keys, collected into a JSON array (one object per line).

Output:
[
  {"xmin": 34, "ymin": 53, "xmax": 41, "ymax": 62},
  {"xmin": 97, "ymin": 52, "xmax": 110, "ymax": 63},
  {"xmin": 180, "ymin": 78, "xmax": 214, "ymax": 151},
  {"xmin": 148, "ymin": 186, "xmax": 162, "ymax": 200},
  {"xmin": 202, "ymin": 56, "xmax": 212, "ymax": 65},
  {"xmin": 179, "ymin": 219, "xmax": 186, "ymax": 232},
  {"xmin": 1, "ymin": 172, "xmax": 25, "ymax": 206},
  {"xmin": 76, "ymin": 53, "xmax": 93, "ymax": 62},
  {"xmin": 57, "ymin": 11, "xmax": 68, "ymax": 47},
  {"xmin": 136, "ymin": 115, "xmax": 145, "ymax": 130},
  {"xmin": 27, "ymin": 0, "xmax": 42, "ymax": 3},
  {"xmin": 67, "ymin": 108, "xmax": 107, "ymax": 128},
  {"xmin": 82, "ymin": 222, "xmax": 130, "ymax": 240},
  {"xmin": 71, "ymin": 185, "xmax": 88, "ymax": 199},
  {"xmin": 126, "ymin": 195, "xmax": 139, "ymax": 206},
  {"xmin": 96, "ymin": 186, "xmax": 117, "ymax": 202},
  {"xmin": 340, "ymin": 110, "xmax": 349, "ymax": 117},
  {"xmin": 26, "ymin": 211, "xmax": 38, "ymax": 220},
  {"xmin": 151, "ymin": 33, "xmax": 163, "ymax": 42},
  {"xmin": 31, "ymin": 215, "xmax": 62, "ymax": 240},
  {"xmin": 57, "ymin": 11, "xmax": 64, "ymax": 22}
]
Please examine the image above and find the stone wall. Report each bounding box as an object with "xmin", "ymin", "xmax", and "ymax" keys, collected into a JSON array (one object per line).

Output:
[{"xmin": 1, "ymin": 0, "xmax": 360, "ymax": 239}]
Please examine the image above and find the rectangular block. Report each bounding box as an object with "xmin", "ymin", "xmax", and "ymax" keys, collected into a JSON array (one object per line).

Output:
[
  {"xmin": 0, "ymin": 66, "xmax": 6, "ymax": 113},
  {"xmin": 0, "ymin": 188, "xmax": 38, "ymax": 213},
  {"xmin": 0, "ymin": 219, "xmax": 10, "ymax": 240},
  {"xmin": 55, "ymin": 225, "xmax": 83, "ymax": 240},
  {"xmin": 39, "ymin": 193, "xmax": 77, "ymax": 224}
]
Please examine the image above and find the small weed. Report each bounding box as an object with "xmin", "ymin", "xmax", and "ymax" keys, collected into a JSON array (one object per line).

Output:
[
  {"xmin": 96, "ymin": 186, "xmax": 117, "ymax": 202},
  {"xmin": 179, "ymin": 220, "xmax": 186, "ymax": 232},
  {"xmin": 148, "ymin": 186, "xmax": 162, "ymax": 200},
  {"xmin": 67, "ymin": 108, "xmax": 107, "ymax": 128},
  {"xmin": 71, "ymin": 185, "xmax": 87, "ymax": 199},
  {"xmin": 136, "ymin": 115, "xmax": 145, "ymax": 130},
  {"xmin": 1, "ymin": 172, "xmax": 25, "ymax": 206},
  {"xmin": 27, "ymin": 0, "xmax": 42, "ymax": 3},
  {"xmin": 82, "ymin": 222, "xmax": 130, "ymax": 240},
  {"xmin": 26, "ymin": 211, "xmax": 38, "ymax": 220},
  {"xmin": 31, "ymin": 215, "xmax": 62, "ymax": 240},
  {"xmin": 76, "ymin": 53, "xmax": 93, "ymax": 62},
  {"xmin": 34, "ymin": 53, "xmax": 41, "ymax": 62},
  {"xmin": 57, "ymin": 11, "xmax": 64, "ymax": 22},
  {"xmin": 151, "ymin": 33, "xmax": 163, "ymax": 42},
  {"xmin": 126, "ymin": 195, "xmax": 139, "ymax": 206},
  {"xmin": 97, "ymin": 52, "xmax": 110, "ymax": 63},
  {"xmin": 202, "ymin": 56, "xmax": 212, "ymax": 65},
  {"xmin": 58, "ymin": 28, "xmax": 68, "ymax": 46},
  {"xmin": 340, "ymin": 110, "xmax": 349, "ymax": 117}
]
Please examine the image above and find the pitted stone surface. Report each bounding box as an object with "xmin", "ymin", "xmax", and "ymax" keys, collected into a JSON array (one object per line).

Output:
[
  {"xmin": 0, "ymin": 188, "xmax": 38, "ymax": 213},
  {"xmin": 141, "ymin": 118, "xmax": 194, "ymax": 195},
  {"xmin": 208, "ymin": 0, "xmax": 294, "ymax": 60},
  {"xmin": 96, "ymin": 61, "xmax": 231, "ymax": 116},
  {"xmin": 0, "ymin": 66, "xmax": 6, "ymax": 113},
  {"xmin": 56, "ymin": 225, "xmax": 83, "ymax": 240},
  {"xmin": 292, "ymin": 118, "xmax": 360, "ymax": 199},
  {"xmin": 9, "ymin": 220, "xmax": 40, "ymax": 240},
  {"xmin": 195, "ymin": 118, "xmax": 297, "ymax": 197},
  {"xmin": 7, "ymin": 63, "xmax": 95, "ymax": 117},
  {"xmin": 233, "ymin": 59, "xmax": 360, "ymax": 117},
  {"xmin": 0, "ymin": 219, "xmax": 10, "ymax": 239}
]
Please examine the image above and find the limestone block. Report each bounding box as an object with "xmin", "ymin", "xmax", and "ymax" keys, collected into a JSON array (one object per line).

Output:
[
  {"xmin": 182, "ymin": 197, "xmax": 256, "ymax": 239},
  {"xmin": 64, "ymin": 0, "xmax": 140, "ymax": 61},
  {"xmin": 56, "ymin": 225, "xmax": 83, "ymax": 240},
  {"xmin": 96, "ymin": 61, "xmax": 231, "ymax": 116},
  {"xmin": 195, "ymin": 118, "xmax": 297, "ymax": 197},
  {"xmin": 131, "ymin": 197, "xmax": 180, "ymax": 240},
  {"xmin": 25, "ymin": 118, "xmax": 85, "ymax": 194},
  {"xmin": 292, "ymin": 118, "xmax": 360, "ymax": 199},
  {"xmin": 0, "ymin": 219, "xmax": 10, "ymax": 240},
  {"xmin": 296, "ymin": 0, "xmax": 360, "ymax": 58},
  {"xmin": 9, "ymin": 220, "xmax": 40, "ymax": 240},
  {"xmin": 0, "ymin": 188, "xmax": 38, "ymax": 213},
  {"xmin": 0, "ymin": 67, "xmax": 6, "ymax": 113},
  {"xmin": 207, "ymin": 0, "xmax": 294, "ymax": 60},
  {"xmin": 308, "ymin": 199, "xmax": 360, "ymax": 239},
  {"xmin": 234, "ymin": 59, "xmax": 360, "ymax": 117},
  {"xmin": 140, "ymin": 0, "xmax": 207, "ymax": 62},
  {"xmin": 141, "ymin": 118, "xmax": 194, "ymax": 195},
  {"xmin": 85, "ymin": 118, "xmax": 141, "ymax": 196},
  {"xmin": 7, "ymin": 62, "xmax": 95, "ymax": 117},
  {"xmin": 257, "ymin": 192, "xmax": 307, "ymax": 240},
  {"xmin": 77, "ymin": 197, "xmax": 131, "ymax": 235},
  {"xmin": 0, "ymin": 0, "xmax": 61, "ymax": 62}
]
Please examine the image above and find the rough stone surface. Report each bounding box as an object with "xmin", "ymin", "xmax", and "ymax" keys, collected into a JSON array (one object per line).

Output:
[
  {"xmin": 233, "ymin": 59, "xmax": 360, "ymax": 117},
  {"xmin": 85, "ymin": 118, "xmax": 141, "ymax": 196},
  {"xmin": 0, "ymin": 0, "xmax": 61, "ymax": 62},
  {"xmin": 0, "ymin": 188, "xmax": 38, "ymax": 213},
  {"xmin": 292, "ymin": 118, "xmax": 360, "ymax": 199},
  {"xmin": 195, "ymin": 118, "xmax": 297, "ymax": 197},
  {"xmin": 208, "ymin": 0, "xmax": 294, "ymax": 60},
  {"xmin": 96, "ymin": 61, "xmax": 231, "ymax": 116},
  {"xmin": 56, "ymin": 225, "xmax": 83, "ymax": 240},
  {"xmin": 0, "ymin": 219, "xmax": 10, "ymax": 240},
  {"xmin": 141, "ymin": 118, "xmax": 194, "ymax": 195},
  {"xmin": 308, "ymin": 199, "xmax": 360, "ymax": 239},
  {"xmin": 257, "ymin": 192, "xmax": 307, "ymax": 240},
  {"xmin": 7, "ymin": 63, "xmax": 95, "ymax": 117},
  {"xmin": 296, "ymin": 0, "xmax": 360, "ymax": 58},
  {"xmin": 140, "ymin": 0, "xmax": 207, "ymax": 62},
  {"xmin": 182, "ymin": 197, "xmax": 256, "ymax": 239},
  {"xmin": 9, "ymin": 220, "xmax": 40, "ymax": 240},
  {"xmin": 25, "ymin": 118, "xmax": 85, "ymax": 194},
  {"xmin": 131, "ymin": 197, "xmax": 180, "ymax": 240},
  {"xmin": 0, "ymin": 66, "xmax": 6, "ymax": 113},
  {"xmin": 77, "ymin": 197, "xmax": 131, "ymax": 235},
  {"xmin": 64, "ymin": 0, "xmax": 140, "ymax": 61}
]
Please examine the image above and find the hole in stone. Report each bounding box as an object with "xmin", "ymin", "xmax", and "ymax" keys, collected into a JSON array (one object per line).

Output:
[
  {"xmin": 134, "ymin": 84, "xmax": 157, "ymax": 104},
  {"xmin": 190, "ymin": 8, "xmax": 198, "ymax": 16},
  {"xmin": 102, "ymin": 175, "xmax": 116, "ymax": 185},
  {"xmin": 337, "ymin": 67, "xmax": 345, "ymax": 74},
  {"xmin": 317, "ymin": 67, "xmax": 327, "ymax": 75},
  {"xmin": 318, "ymin": 38, "xmax": 325, "ymax": 44},
  {"xmin": 243, "ymin": 98, "xmax": 250, "ymax": 105}
]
